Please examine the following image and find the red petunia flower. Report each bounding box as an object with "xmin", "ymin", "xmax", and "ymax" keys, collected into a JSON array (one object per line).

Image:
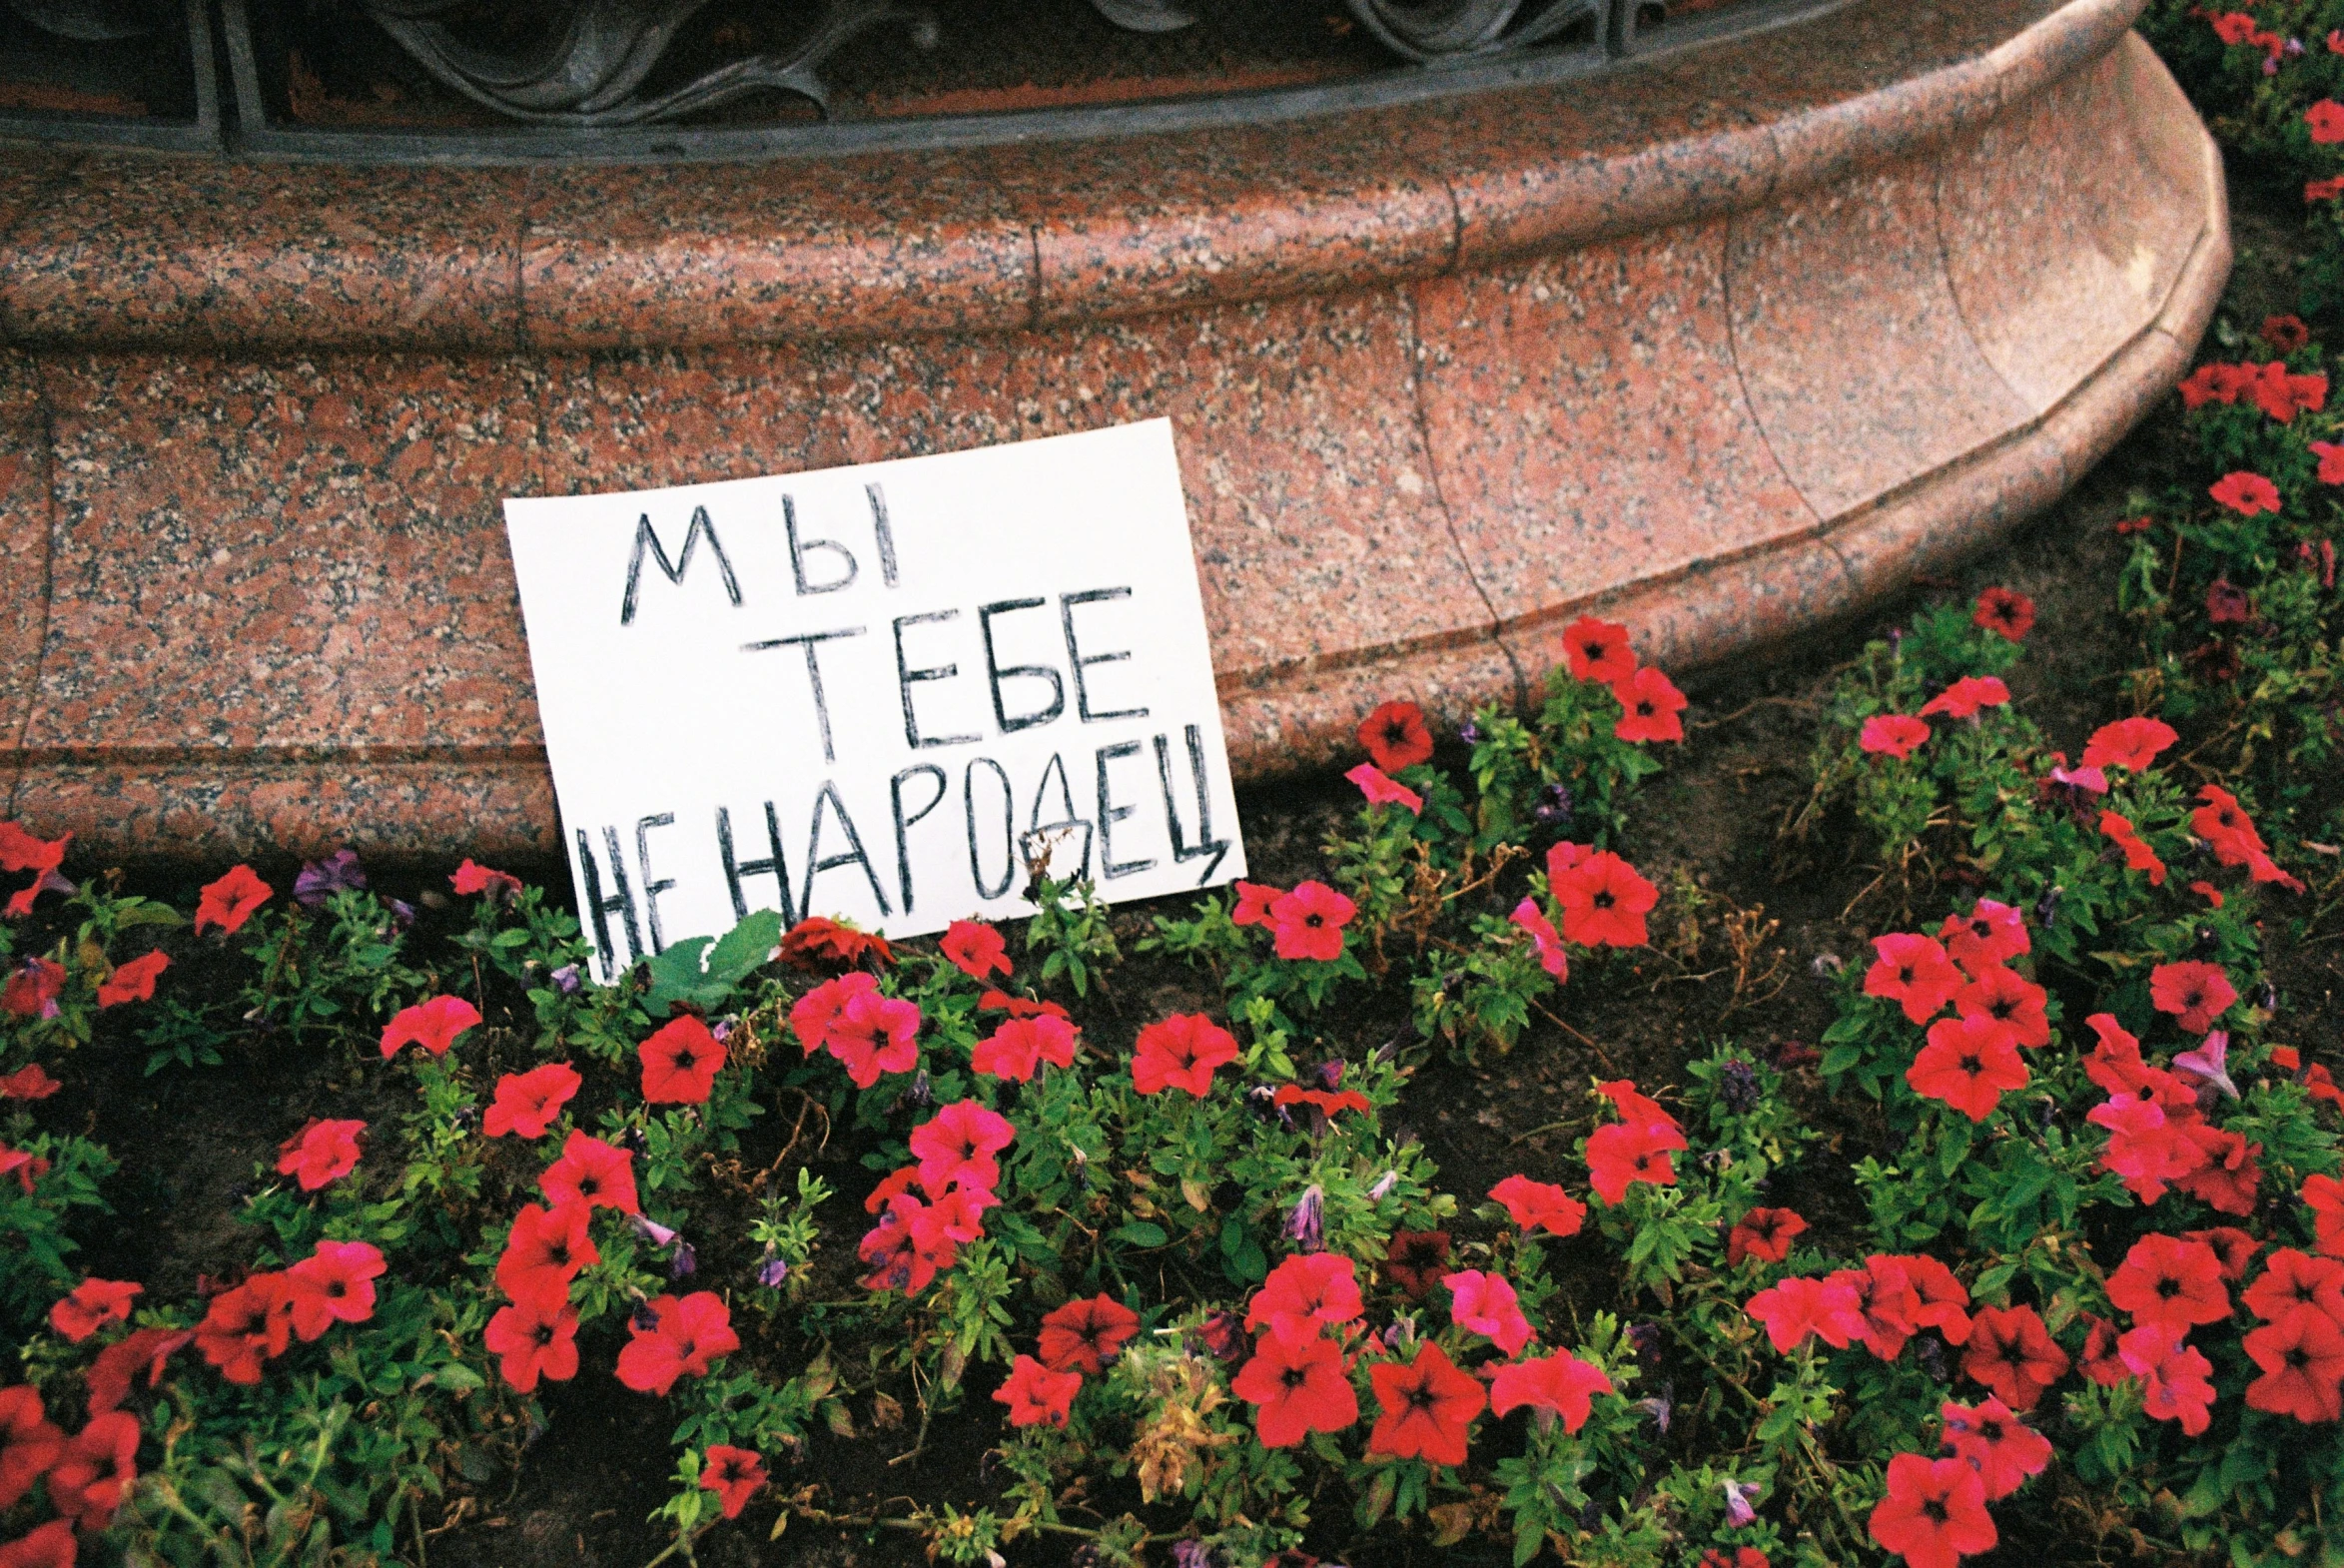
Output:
[
  {"xmin": 2107, "ymin": 1233, "xmax": 2230, "ymax": 1331},
  {"xmin": 1870, "ymin": 1451, "xmax": 1996, "ymax": 1568},
  {"xmin": 909, "ymin": 1100, "xmax": 1016, "ymax": 1194},
  {"xmin": 2150, "ymin": 960, "xmax": 2237, "ymax": 1035},
  {"xmin": 1383, "ymin": 1230, "xmax": 1453, "ymax": 1298},
  {"xmin": 1488, "ymin": 1175, "xmax": 1587, "ymax": 1237},
  {"xmin": 2311, "ymin": 99, "xmax": 2344, "ymax": 142},
  {"xmin": 1357, "ymin": 700, "xmax": 1435, "ymax": 773},
  {"xmin": 0, "ymin": 1143, "xmax": 49, "ymax": 1195},
  {"xmin": 2119, "ymin": 1322, "xmax": 2217, "ymax": 1434},
  {"xmin": 2098, "ymin": 811, "xmax": 2167, "ymax": 886},
  {"xmin": 95, "ymin": 950, "xmax": 168, "ymax": 1010},
  {"xmin": 2080, "ymin": 715, "xmax": 2177, "ymax": 772},
  {"xmin": 481, "ymin": 1061, "xmax": 580, "ymax": 1140},
  {"xmin": 539, "ymin": 1128, "xmax": 640, "ymax": 1215},
  {"xmin": 495, "ymin": 1200, "xmax": 598, "ymax": 1314},
  {"xmin": 284, "ymin": 1239, "xmax": 385, "ymax": 1341},
  {"xmin": 1865, "ymin": 933, "xmax": 1964, "ymax": 1025},
  {"xmin": 45, "ymin": 1409, "xmax": 139, "ymax": 1533},
  {"xmin": 1728, "ymin": 1206, "xmax": 1807, "ymax": 1267},
  {"xmin": 194, "ymin": 1274, "xmax": 291, "ymax": 1385},
  {"xmin": 1489, "ymin": 1350, "xmax": 1613, "ymax": 1430},
  {"xmin": 615, "ymin": 1291, "xmax": 738, "ymax": 1397},
  {"xmin": 1952, "ymin": 965, "xmax": 2049, "ymax": 1050},
  {"xmin": 822, "ymin": 988, "xmax": 920, "ymax": 1089},
  {"xmin": 1972, "ymin": 587, "xmax": 2034, "ymax": 641},
  {"xmin": 0, "ymin": 1064, "xmax": 60, "ymax": 1101},
  {"xmin": 484, "ymin": 1293, "xmax": 582, "ymax": 1394},
  {"xmin": 2173, "ymin": 1124, "xmax": 2261, "ymax": 1216},
  {"xmin": 0, "ymin": 1521, "xmax": 75, "ymax": 1568},
  {"xmin": 977, "ymin": 989, "xmax": 1068, "ymax": 1021},
  {"xmin": 858, "ymin": 1191, "xmax": 966, "ymax": 1294},
  {"xmin": 2192, "ymin": 784, "xmax": 2267, "ymax": 861},
  {"xmin": 1961, "ymin": 1305, "xmax": 2067, "ymax": 1411},
  {"xmin": 194, "ymin": 864, "xmax": 272, "ymax": 936},
  {"xmin": 2210, "ymin": 471, "xmax": 2282, "ymax": 515},
  {"xmin": 0, "ymin": 1386, "xmax": 62, "ymax": 1511},
  {"xmin": 1270, "ymin": 1084, "xmax": 1370, "ymax": 1122},
  {"xmin": 2183, "ymin": 1226, "xmax": 2260, "ymax": 1283},
  {"xmin": 1560, "ymin": 616, "xmax": 1637, "ymax": 686},
  {"xmin": 1130, "ymin": 1013, "xmax": 1238, "ymax": 1097},
  {"xmin": 972, "ymin": 1013, "xmax": 1078, "ymax": 1083},
  {"xmin": 380, "ymin": 994, "xmax": 481, "ymax": 1060},
  {"xmin": 450, "ymin": 859, "xmax": 522, "ymax": 900},
  {"xmin": 1246, "ymin": 1253, "xmax": 1363, "ymax": 1336},
  {"xmin": 1941, "ymin": 1395, "xmax": 2049, "ymax": 1501},
  {"xmin": 1039, "ymin": 1294, "xmax": 1141, "ymax": 1375},
  {"xmin": 639, "ymin": 1015, "xmax": 728, "ymax": 1104},
  {"xmin": 1610, "ymin": 665, "xmax": 1688, "ymax": 743},
  {"xmin": 699, "ymin": 1444, "xmax": 768, "ymax": 1519},
  {"xmin": 274, "ymin": 1118, "xmax": 366, "ymax": 1191},
  {"xmin": 2, "ymin": 960, "xmax": 62, "ymax": 1021},
  {"xmin": 940, "ymin": 919, "xmax": 1010, "ymax": 982},
  {"xmin": 1889, "ymin": 1253, "xmax": 1973, "ymax": 1344},
  {"xmin": 1908, "ymin": 1014, "xmax": 2027, "ymax": 1122},
  {"xmin": 48, "ymin": 1278, "xmax": 141, "ymax": 1344},
  {"xmin": 1446, "ymin": 1269, "xmax": 1535, "ymax": 1355},
  {"xmin": 1510, "ymin": 897, "xmax": 1569, "ymax": 980},
  {"xmin": 1584, "ymin": 1120, "xmax": 1682, "ymax": 1205},
  {"xmin": 1231, "ymin": 882, "xmax": 1282, "ymax": 928},
  {"xmin": 1346, "ymin": 762, "xmax": 1425, "ymax": 814},
  {"xmin": 780, "ymin": 916, "xmax": 893, "ymax": 971},
  {"xmin": 1554, "ymin": 851, "xmax": 1657, "ymax": 949},
  {"xmin": 2245, "ymin": 1309, "xmax": 2344, "ymax": 1422},
  {"xmin": 994, "ymin": 1353, "xmax": 1082, "ymax": 1429},
  {"xmin": 1939, "ymin": 899, "xmax": 2028, "ymax": 975},
  {"xmin": 2245, "ymin": 1248, "xmax": 2344, "ymax": 1329},
  {"xmin": 1860, "ymin": 714, "xmax": 1931, "ymax": 759},
  {"xmin": 82, "ymin": 1327, "xmax": 190, "ymax": 1416},
  {"xmin": 788, "ymin": 970, "xmax": 876, "ymax": 1054},
  {"xmin": 1745, "ymin": 1275, "xmax": 1866, "ymax": 1354},
  {"xmin": 1919, "ymin": 675, "xmax": 2010, "ymax": 721},
  {"xmin": 1268, "ymin": 881, "xmax": 1355, "ymax": 963},
  {"xmin": 2315, "ymin": 440, "xmax": 2344, "ymax": 484},
  {"xmin": 1233, "ymin": 1321, "xmax": 1358, "ymax": 1447},
  {"xmin": 1367, "ymin": 1339, "xmax": 1485, "ymax": 1466}
]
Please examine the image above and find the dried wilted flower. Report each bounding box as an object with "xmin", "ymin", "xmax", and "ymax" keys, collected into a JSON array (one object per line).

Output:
[{"xmin": 1283, "ymin": 1185, "xmax": 1325, "ymax": 1252}]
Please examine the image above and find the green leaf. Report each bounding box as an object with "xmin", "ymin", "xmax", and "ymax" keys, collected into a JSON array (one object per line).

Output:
[
  {"xmin": 644, "ymin": 909, "xmax": 783, "ymax": 1017},
  {"xmin": 1112, "ymin": 1220, "xmax": 1169, "ymax": 1249}
]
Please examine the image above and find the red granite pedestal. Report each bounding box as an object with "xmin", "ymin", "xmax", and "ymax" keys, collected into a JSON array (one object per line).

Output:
[{"xmin": 0, "ymin": 0, "xmax": 2225, "ymax": 858}]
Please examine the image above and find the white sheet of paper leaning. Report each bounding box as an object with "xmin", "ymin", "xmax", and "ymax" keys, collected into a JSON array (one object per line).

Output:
[{"xmin": 504, "ymin": 418, "xmax": 1248, "ymax": 983}]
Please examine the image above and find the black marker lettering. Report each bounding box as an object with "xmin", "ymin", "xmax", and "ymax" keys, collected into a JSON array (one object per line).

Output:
[
  {"xmin": 890, "ymin": 765, "xmax": 949, "ymax": 915},
  {"xmin": 894, "ymin": 610, "xmax": 981, "ymax": 750},
  {"xmin": 784, "ymin": 493, "xmax": 858, "ymax": 595},
  {"xmin": 867, "ymin": 483, "xmax": 900, "ymax": 588},
  {"xmin": 978, "ymin": 598, "xmax": 1065, "ymax": 733},
  {"xmin": 1024, "ymin": 752, "xmax": 1095, "ymax": 881},
  {"xmin": 620, "ymin": 506, "xmax": 741, "ymax": 626},
  {"xmin": 966, "ymin": 758, "xmax": 1016, "ymax": 900},
  {"xmin": 1156, "ymin": 725, "xmax": 1233, "ymax": 883},
  {"xmin": 1095, "ymin": 741, "xmax": 1156, "ymax": 880},
  {"xmin": 717, "ymin": 802, "xmax": 796, "ymax": 926},
  {"xmin": 1062, "ymin": 587, "xmax": 1150, "ymax": 722},
  {"xmin": 742, "ymin": 625, "xmax": 866, "ymax": 764},
  {"xmin": 801, "ymin": 781, "xmax": 891, "ymax": 918},
  {"xmin": 634, "ymin": 812, "xmax": 678, "ymax": 954},
  {"xmin": 576, "ymin": 825, "xmax": 645, "ymax": 974}
]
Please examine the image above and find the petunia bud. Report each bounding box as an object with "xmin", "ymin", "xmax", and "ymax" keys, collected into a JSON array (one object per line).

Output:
[
  {"xmin": 2033, "ymin": 885, "xmax": 2062, "ymax": 928},
  {"xmin": 668, "ymin": 1240, "xmax": 696, "ymax": 1280},
  {"xmin": 1914, "ymin": 1334, "xmax": 1951, "ymax": 1383},
  {"xmin": 1367, "ymin": 1170, "xmax": 1399, "ymax": 1201},
  {"xmin": 1195, "ymin": 1310, "xmax": 1244, "ymax": 1361},
  {"xmin": 1283, "ymin": 1184, "xmax": 1325, "ymax": 1252},
  {"xmin": 757, "ymin": 1246, "xmax": 790, "ymax": 1288},
  {"xmin": 630, "ymin": 1296, "xmax": 659, "ymax": 1332},
  {"xmin": 712, "ymin": 1017, "xmax": 736, "ymax": 1044},
  {"xmin": 1382, "ymin": 1313, "xmax": 1417, "ymax": 1350},
  {"xmin": 1628, "ymin": 1320, "xmax": 1663, "ymax": 1368},
  {"xmin": 1721, "ymin": 1480, "xmax": 1759, "ymax": 1529},
  {"xmin": 1315, "ymin": 1059, "xmax": 1345, "ymax": 1091},
  {"xmin": 549, "ymin": 964, "xmax": 581, "ymax": 995},
  {"xmin": 1371, "ymin": 1033, "xmax": 1405, "ymax": 1068},
  {"xmin": 2257, "ymin": 981, "xmax": 2279, "ymax": 1013},
  {"xmin": 1809, "ymin": 952, "xmax": 1843, "ymax": 979},
  {"xmin": 1636, "ymin": 1392, "xmax": 1673, "ymax": 1434},
  {"xmin": 632, "ymin": 1214, "xmax": 679, "ymax": 1248},
  {"xmin": 1457, "ymin": 720, "xmax": 1482, "ymax": 746},
  {"xmin": 906, "ymin": 1070, "xmax": 935, "ymax": 1109}
]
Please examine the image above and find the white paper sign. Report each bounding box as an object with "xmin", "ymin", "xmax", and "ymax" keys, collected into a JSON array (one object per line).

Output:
[{"xmin": 504, "ymin": 419, "xmax": 1247, "ymax": 982}]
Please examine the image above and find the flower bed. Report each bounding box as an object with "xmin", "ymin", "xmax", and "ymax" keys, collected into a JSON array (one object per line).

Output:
[{"xmin": 5, "ymin": 29, "xmax": 2344, "ymax": 1568}]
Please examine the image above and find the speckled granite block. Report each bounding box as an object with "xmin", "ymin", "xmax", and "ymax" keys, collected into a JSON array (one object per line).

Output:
[
  {"xmin": 2, "ymin": 160, "xmax": 525, "ymax": 352},
  {"xmin": 1411, "ymin": 222, "xmax": 1820, "ymax": 633},
  {"xmin": 819, "ymin": 289, "xmax": 1503, "ymax": 696},
  {"xmin": 1727, "ymin": 162, "xmax": 2033, "ymax": 521},
  {"xmin": 30, "ymin": 356, "xmax": 545, "ymax": 753},
  {"xmin": 0, "ymin": 352, "xmax": 51, "ymax": 752},
  {"xmin": 534, "ymin": 346, "xmax": 850, "ymax": 495},
  {"xmin": 520, "ymin": 156, "xmax": 1036, "ymax": 350}
]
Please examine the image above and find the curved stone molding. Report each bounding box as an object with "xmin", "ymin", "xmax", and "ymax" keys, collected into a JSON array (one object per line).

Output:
[{"xmin": 0, "ymin": 1, "xmax": 2227, "ymax": 859}]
